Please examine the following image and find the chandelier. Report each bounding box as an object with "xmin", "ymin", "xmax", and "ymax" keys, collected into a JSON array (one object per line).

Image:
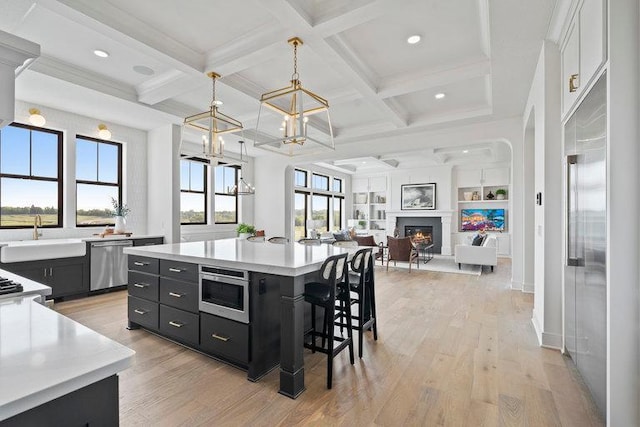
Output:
[
  {"xmin": 254, "ymin": 37, "xmax": 334, "ymax": 156},
  {"xmin": 183, "ymin": 72, "xmax": 243, "ymax": 159},
  {"xmin": 227, "ymin": 140, "xmax": 255, "ymax": 196}
]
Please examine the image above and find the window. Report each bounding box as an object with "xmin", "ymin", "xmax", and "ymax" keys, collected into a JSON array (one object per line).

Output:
[
  {"xmin": 76, "ymin": 136, "xmax": 122, "ymax": 226},
  {"xmin": 292, "ymin": 168, "xmax": 345, "ymax": 240},
  {"xmin": 214, "ymin": 164, "xmax": 238, "ymax": 224},
  {"xmin": 180, "ymin": 159, "xmax": 207, "ymax": 224},
  {"xmin": 0, "ymin": 123, "xmax": 62, "ymax": 228},
  {"xmin": 294, "ymin": 169, "xmax": 307, "ymax": 187},
  {"xmin": 333, "ymin": 177, "xmax": 342, "ymax": 193},
  {"xmin": 312, "ymin": 173, "xmax": 329, "ymax": 191}
]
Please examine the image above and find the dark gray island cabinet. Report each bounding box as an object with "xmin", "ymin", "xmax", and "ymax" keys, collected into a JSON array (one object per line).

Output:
[
  {"xmin": 124, "ymin": 238, "xmax": 352, "ymax": 398},
  {"xmin": 126, "ymin": 254, "xmax": 282, "ymax": 381}
]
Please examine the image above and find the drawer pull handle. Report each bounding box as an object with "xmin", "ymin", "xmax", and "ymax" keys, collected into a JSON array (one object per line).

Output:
[
  {"xmin": 211, "ymin": 333, "xmax": 229, "ymax": 342},
  {"xmin": 134, "ymin": 309, "xmax": 146, "ymax": 315},
  {"xmin": 169, "ymin": 321, "xmax": 183, "ymax": 328},
  {"xmin": 133, "ymin": 283, "xmax": 148, "ymax": 288},
  {"xmin": 168, "ymin": 268, "xmax": 182, "ymax": 273},
  {"xmin": 168, "ymin": 292, "xmax": 182, "ymax": 298},
  {"xmin": 134, "ymin": 262, "xmax": 148, "ymax": 267}
]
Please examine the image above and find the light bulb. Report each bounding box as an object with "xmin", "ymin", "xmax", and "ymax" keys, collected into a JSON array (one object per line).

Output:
[
  {"xmin": 28, "ymin": 108, "xmax": 45, "ymax": 127},
  {"xmin": 97, "ymin": 124, "xmax": 111, "ymax": 140}
]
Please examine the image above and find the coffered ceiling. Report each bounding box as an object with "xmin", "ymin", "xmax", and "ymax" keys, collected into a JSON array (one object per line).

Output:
[{"xmin": 2, "ymin": 0, "xmax": 558, "ymax": 167}]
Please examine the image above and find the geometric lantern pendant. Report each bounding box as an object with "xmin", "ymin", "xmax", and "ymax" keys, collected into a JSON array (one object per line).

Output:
[
  {"xmin": 254, "ymin": 37, "xmax": 335, "ymax": 156},
  {"xmin": 183, "ymin": 72, "xmax": 243, "ymax": 159}
]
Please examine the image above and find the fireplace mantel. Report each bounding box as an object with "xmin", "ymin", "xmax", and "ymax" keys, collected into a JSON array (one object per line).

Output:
[{"xmin": 386, "ymin": 210, "xmax": 454, "ymax": 255}]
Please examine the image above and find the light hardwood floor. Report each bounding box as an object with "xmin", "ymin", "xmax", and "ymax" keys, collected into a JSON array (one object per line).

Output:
[{"xmin": 55, "ymin": 259, "xmax": 604, "ymax": 426}]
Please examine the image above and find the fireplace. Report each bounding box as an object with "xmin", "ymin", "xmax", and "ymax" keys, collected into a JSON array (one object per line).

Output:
[
  {"xmin": 397, "ymin": 216, "xmax": 443, "ymax": 254},
  {"xmin": 405, "ymin": 225, "xmax": 433, "ymax": 244}
]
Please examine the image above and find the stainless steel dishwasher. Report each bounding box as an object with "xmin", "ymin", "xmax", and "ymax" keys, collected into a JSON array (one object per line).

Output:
[{"xmin": 90, "ymin": 240, "xmax": 133, "ymax": 291}]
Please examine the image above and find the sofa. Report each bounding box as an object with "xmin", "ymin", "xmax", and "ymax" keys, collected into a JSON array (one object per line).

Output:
[{"xmin": 454, "ymin": 234, "xmax": 497, "ymax": 272}]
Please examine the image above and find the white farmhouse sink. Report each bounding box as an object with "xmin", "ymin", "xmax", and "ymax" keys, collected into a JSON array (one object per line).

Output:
[{"xmin": 0, "ymin": 238, "xmax": 86, "ymax": 263}]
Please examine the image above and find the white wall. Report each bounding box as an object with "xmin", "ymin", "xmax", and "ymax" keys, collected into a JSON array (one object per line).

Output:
[
  {"xmin": 147, "ymin": 125, "xmax": 180, "ymax": 243},
  {"xmin": 1, "ymin": 100, "xmax": 148, "ymax": 241},
  {"xmin": 386, "ymin": 165, "xmax": 452, "ymax": 211},
  {"xmin": 522, "ymin": 41, "xmax": 563, "ymax": 349}
]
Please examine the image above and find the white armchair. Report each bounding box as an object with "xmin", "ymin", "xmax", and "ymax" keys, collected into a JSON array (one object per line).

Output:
[{"xmin": 454, "ymin": 235, "xmax": 497, "ymax": 272}]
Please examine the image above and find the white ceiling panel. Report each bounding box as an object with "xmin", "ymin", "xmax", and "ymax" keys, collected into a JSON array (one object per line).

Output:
[
  {"xmin": 6, "ymin": 4, "xmax": 173, "ymax": 87},
  {"xmin": 338, "ymin": 0, "xmax": 485, "ymax": 81},
  {"xmin": 105, "ymin": 0, "xmax": 274, "ymax": 54},
  {"xmin": 391, "ymin": 76, "xmax": 489, "ymax": 121}
]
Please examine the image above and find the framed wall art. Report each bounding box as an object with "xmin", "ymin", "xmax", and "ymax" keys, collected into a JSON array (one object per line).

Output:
[{"xmin": 401, "ymin": 183, "xmax": 436, "ymax": 210}]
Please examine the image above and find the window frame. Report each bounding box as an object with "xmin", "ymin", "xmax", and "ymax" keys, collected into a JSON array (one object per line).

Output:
[
  {"xmin": 180, "ymin": 157, "xmax": 208, "ymax": 225},
  {"xmin": 214, "ymin": 163, "xmax": 239, "ymax": 225},
  {"xmin": 292, "ymin": 168, "xmax": 345, "ymax": 239},
  {"xmin": 75, "ymin": 134, "xmax": 123, "ymax": 227},
  {"xmin": 0, "ymin": 123, "xmax": 63, "ymax": 229}
]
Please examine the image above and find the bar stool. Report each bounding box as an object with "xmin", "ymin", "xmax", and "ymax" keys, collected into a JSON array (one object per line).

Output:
[
  {"xmin": 338, "ymin": 247, "xmax": 378, "ymax": 358},
  {"xmin": 303, "ymin": 252, "xmax": 354, "ymax": 389},
  {"xmin": 298, "ymin": 238, "xmax": 322, "ymax": 245},
  {"xmin": 268, "ymin": 236, "xmax": 289, "ymax": 243}
]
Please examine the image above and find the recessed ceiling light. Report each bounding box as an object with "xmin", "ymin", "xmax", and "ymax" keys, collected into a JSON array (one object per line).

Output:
[
  {"xmin": 407, "ymin": 35, "xmax": 421, "ymax": 45},
  {"xmin": 212, "ymin": 100, "xmax": 223, "ymax": 106},
  {"xmin": 133, "ymin": 65, "xmax": 155, "ymax": 76},
  {"xmin": 93, "ymin": 49, "xmax": 109, "ymax": 58},
  {"xmin": 463, "ymin": 150, "xmax": 469, "ymax": 154},
  {"xmin": 435, "ymin": 93, "xmax": 446, "ymax": 99}
]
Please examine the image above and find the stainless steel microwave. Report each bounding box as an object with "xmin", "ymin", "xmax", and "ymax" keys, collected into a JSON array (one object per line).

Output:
[{"xmin": 199, "ymin": 265, "xmax": 249, "ymax": 324}]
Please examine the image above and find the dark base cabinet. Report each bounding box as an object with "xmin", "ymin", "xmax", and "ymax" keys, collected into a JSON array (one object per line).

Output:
[
  {"xmin": 1, "ymin": 375, "xmax": 119, "ymax": 427},
  {"xmin": 127, "ymin": 259, "xmax": 282, "ymax": 382},
  {"xmin": 0, "ymin": 256, "xmax": 88, "ymax": 299}
]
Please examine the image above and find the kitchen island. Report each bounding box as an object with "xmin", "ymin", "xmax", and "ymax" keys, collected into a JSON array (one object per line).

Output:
[
  {"xmin": 124, "ymin": 238, "xmax": 352, "ymax": 398},
  {"xmin": 0, "ymin": 270, "xmax": 135, "ymax": 424}
]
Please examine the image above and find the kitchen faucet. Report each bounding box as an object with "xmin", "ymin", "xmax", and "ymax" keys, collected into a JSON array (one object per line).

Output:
[{"xmin": 33, "ymin": 215, "xmax": 42, "ymax": 240}]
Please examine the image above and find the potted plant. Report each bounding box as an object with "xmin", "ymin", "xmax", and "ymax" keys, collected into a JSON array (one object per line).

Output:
[
  {"xmin": 236, "ymin": 223, "xmax": 256, "ymax": 239},
  {"xmin": 495, "ymin": 188, "xmax": 507, "ymax": 200},
  {"xmin": 111, "ymin": 197, "xmax": 130, "ymax": 233}
]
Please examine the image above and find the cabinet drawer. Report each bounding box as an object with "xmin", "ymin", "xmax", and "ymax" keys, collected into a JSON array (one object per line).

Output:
[
  {"xmin": 128, "ymin": 271, "xmax": 159, "ymax": 301},
  {"xmin": 200, "ymin": 313, "xmax": 249, "ymax": 364},
  {"xmin": 133, "ymin": 238, "xmax": 164, "ymax": 247},
  {"xmin": 128, "ymin": 296, "xmax": 159, "ymax": 330},
  {"xmin": 159, "ymin": 277, "xmax": 198, "ymax": 313},
  {"xmin": 160, "ymin": 259, "xmax": 197, "ymax": 282},
  {"xmin": 159, "ymin": 305, "xmax": 199, "ymax": 346},
  {"xmin": 128, "ymin": 255, "xmax": 159, "ymax": 275}
]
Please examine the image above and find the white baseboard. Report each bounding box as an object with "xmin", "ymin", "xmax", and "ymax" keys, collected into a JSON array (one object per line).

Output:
[
  {"xmin": 511, "ymin": 280, "xmax": 523, "ymax": 290},
  {"xmin": 541, "ymin": 332, "xmax": 562, "ymax": 350},
  {"xmin": 531, "ymin": 312, "xmax": 543, "ymax": 345},
  {"xmin": 522, "ymin": 282, "xmax": 535, "ymax": 293}
]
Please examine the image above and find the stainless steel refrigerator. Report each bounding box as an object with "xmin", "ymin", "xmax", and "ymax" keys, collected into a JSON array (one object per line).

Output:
[{"xmin": 564, "ymin": 73, "xmax": 607, "ymax": 416}]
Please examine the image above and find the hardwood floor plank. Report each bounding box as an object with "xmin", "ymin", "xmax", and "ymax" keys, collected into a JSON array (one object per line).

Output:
[{"xmin": 50, "ymin": 259, "xmax": 603, "ymax": 426}]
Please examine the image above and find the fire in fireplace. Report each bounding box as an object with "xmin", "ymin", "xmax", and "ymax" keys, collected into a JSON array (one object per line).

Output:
[{"xmin": 405, "ymin": 225, "xmax": 433, "ymax": 243}]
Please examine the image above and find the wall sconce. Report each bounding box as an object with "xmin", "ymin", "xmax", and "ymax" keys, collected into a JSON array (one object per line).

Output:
[
  {"xmin": 97, "ymin": 124, "xmax": 112, "ymax": 140},
  {"xmin": 28, "ymin": 108, "xmax": 45, "ymax": 127}
]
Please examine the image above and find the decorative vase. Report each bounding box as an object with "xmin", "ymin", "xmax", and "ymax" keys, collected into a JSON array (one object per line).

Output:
[
  {"xmin": 497, "ymin": 194, "xmax": 505, "ymax": 200},
  {"xmin": 238, "ymin": 232, "xmax": 252, "ymax": 239},
  {"xmin": 114, "ymin": 215, "xmax": 126, "ymax": 233},
  {"xmin": 463, "ymin": 192, "xmax": 473, "ymax": 201}
]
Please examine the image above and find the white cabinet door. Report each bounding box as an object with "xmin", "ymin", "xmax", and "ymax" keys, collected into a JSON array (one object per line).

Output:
[
  {"xmin": 482, "ymin": 167, "xmax": 509, "ymax": 186},
  {"xmin": 352, "ymin": 178, "xmax": 368, "ymax": 192},
  {"xmin": 369, "ymin": 175, "xmax": 387, "ymax": 192},
  {"xmin": 457, "ymin": 169, "xmax": 482, "ymax": 187},
  {"xmin": 562, "ymin": 19, "xmax": 580, "ymax": 117},
  {"xmin": 579, "ymin": 0, "xmax": 605, "ymax": 89}
]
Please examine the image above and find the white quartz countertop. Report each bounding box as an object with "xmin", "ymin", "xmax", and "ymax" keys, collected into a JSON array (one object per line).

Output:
[
  {"xmin": 0, "ymin": 295, "xmax": 135, "ymax": 421},
  {"xmin": 0, "ymin": 234, "xmax": 164, "ymax": 247},
  {"xmin": 124, "ymin": 238, "xmax": 353, "ymax": 276},
  {"xmin": 0, "ymin": 269, "xmax": 51, "ymax": 301}
]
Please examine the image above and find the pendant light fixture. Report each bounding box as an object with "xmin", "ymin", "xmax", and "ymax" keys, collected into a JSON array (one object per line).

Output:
[
  {"xmin": 184, "ymin": 72, "xmax": 243, "ymax": 159},
  {"xmin": 254, "ymin": 37, "xmax": 334, "ymax": 156},
  {"xmin": 228, "ymin": 140, "xmax": 255, "ymax": 196}
]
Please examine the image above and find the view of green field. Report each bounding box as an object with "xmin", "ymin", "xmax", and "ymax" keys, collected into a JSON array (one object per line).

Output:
[{"xmin": 0, "ymin": 214, "xmax": 59, "ymax": 227}]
